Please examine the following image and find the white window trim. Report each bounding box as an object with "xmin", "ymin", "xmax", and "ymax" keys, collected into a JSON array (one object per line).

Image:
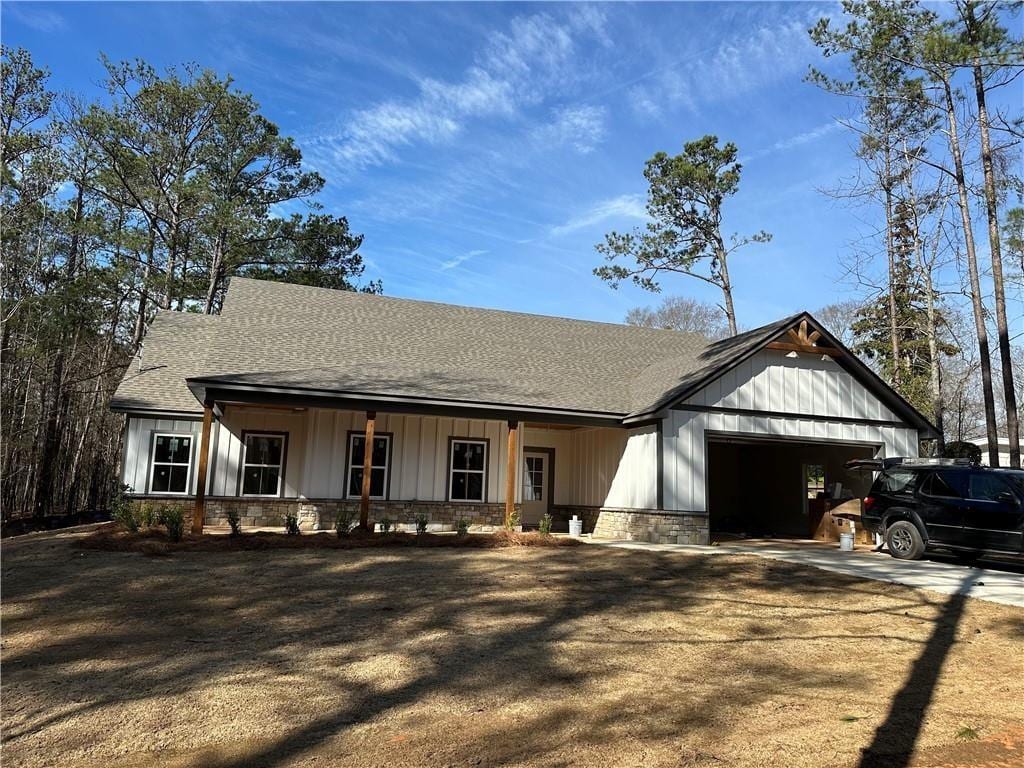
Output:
[
  {"xmin": 148, "ymin": 432, "xmax": 194, "ymax": 496},
  {"xmin": 241, "ymin": 433, "xmax": 286, "ymax": 498},
  {"xmin": 449, "ymin": 438, "xmax": 488, "ymax": 503},
  {"xmin": 346, "ymin": 433, "xmax": 391, "ymax": 500}
]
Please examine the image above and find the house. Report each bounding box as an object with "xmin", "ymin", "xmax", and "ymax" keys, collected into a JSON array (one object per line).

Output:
[
  {"xmin": 964, "ymin": 435, "xmax": 1017, "ymax": 468},
  {"xmin": 111, "ymin": 277, "xmax": 936, "ymax": 543}
]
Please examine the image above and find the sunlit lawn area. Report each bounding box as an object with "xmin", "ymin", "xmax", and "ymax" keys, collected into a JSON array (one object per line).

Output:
[{"xmin": 2, "ymin": 528, "xmax": 1022, "ymax": 768}]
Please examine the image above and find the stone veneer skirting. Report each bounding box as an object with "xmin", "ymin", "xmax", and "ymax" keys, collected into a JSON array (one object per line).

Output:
[
  {"xmin": 130, "ymin": 496, "xmax": 521, "ymax": 532},
  {"xmin": 128, "ymin": 498, "xmax": 707, "ymax": 542},
  {"xmin": 592, "ymin": 508, "xmax": 710, "ymax": 545}
]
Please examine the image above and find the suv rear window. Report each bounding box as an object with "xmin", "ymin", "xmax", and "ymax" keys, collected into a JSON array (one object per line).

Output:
[
  {"xmin": 921, "ymin": 471, "xmax": 963, "ymax": 498},
  {"xmin": 872, "ymin": 468, "xmax": 918, "ymax": 495}
]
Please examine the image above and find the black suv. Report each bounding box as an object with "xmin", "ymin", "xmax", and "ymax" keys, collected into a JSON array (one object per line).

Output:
[{"xmin": 854, "ymin": 459, "xmax": 1024, "ymax": 560}]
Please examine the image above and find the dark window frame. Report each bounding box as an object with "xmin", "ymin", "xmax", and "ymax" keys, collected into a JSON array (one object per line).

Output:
[
  {"xmin": 147, "ymin": 432, "xmax": 194, "ymax": 495},
  {"xmin": 344, "ymin": 430, "xmax": 394, "ymax": 500},
  {"xmin": 447, "ymin": 436, "xmax": 490, "ymax": 503},
  {"xmin": 523, "ymin": 446, "xmax": 556, "ymax": 507},
  {"xmin": 239, "ymin": 430, "xmax": 289, "ymax": 498}
]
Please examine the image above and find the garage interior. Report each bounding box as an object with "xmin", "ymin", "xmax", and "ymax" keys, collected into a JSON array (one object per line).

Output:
[{"xmin": 707, "ymin": 437, "xmax": 876, "ymax": 540}]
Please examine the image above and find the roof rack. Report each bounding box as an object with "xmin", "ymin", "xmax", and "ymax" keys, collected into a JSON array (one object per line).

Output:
[{"xmin": 888, "ymin": 457, "xmax": 976, "ymax": 467}]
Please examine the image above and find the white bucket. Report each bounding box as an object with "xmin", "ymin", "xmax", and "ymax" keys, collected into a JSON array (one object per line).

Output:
[
  {"xmin": 839, "ymin": 532, "xmax": 855, "ymax": 551},
  {"xmin": 568, "ymin": 516, "xmax": 583, "ymax": 537}
]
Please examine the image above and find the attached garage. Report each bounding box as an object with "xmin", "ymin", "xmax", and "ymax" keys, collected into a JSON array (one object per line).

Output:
[
  {"xmin": 706, "ymin": 436, "xmax": 876, "ymax": 538},
  {"xmin": 652, "ymin": 329, "xmax": 931, "ymax": 545}
]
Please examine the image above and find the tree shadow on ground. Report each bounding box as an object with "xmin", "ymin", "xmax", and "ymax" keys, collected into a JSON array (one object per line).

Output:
[
  {"xmin": 0, "ymin": 536, "xmax": 1018, "ymax": 768},
  {"xmin": 856, "ymin": 572, "xmax": 978, "ymax": 768}
]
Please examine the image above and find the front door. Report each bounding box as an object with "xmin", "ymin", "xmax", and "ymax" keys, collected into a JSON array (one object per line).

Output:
[{"xmin": 521, "ymin": 451, "xmax": 551, "ymax": 527}]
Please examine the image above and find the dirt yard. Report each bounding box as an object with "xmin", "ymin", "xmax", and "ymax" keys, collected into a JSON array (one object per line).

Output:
[{"xmin": 2, "ymin": 528, "xmax": 1022, "ymax": 768}]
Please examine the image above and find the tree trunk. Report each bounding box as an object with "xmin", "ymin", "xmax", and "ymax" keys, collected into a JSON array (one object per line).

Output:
[
  {"xmin": 132, "ymin": 230, "xmax": 155, "ymax": 350},
  {"xmin": 883, "ymin": 142, "xmax": 902, "ymax": 389},
  {"xmin": 903, "ymin": 150, "xmax": 944, "ymax": 452},
  {"xmin": 971, "ymin": 49, "xmax": 1020, "ymax": 467},
  {"xmin": 715, "ymin": 244, "xmax": 738, "ymax": 336},
  {"xmin": 942, "ymin": 76, "xmax": 1000, "ymax": 465},
  {"xmin": 204, "ymin": 232, "xmax": 226, "ymax": 314}
]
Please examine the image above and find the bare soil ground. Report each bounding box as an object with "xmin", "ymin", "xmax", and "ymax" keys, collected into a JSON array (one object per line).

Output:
[{"xmin": 2, "ymin": 528, "xmax": 1022, "ymax": 768}]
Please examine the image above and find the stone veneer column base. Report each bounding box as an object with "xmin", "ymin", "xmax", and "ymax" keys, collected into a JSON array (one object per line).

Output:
[
  {"xmin": 592, "ymin": 508, "xmax": 710, "ymax": 545},
  {"xmin": 131, "ymin": 497, "xmax": 521, "ymax": 532}
]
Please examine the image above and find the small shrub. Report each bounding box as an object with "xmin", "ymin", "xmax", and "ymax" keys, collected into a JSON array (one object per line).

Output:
[
  {"xmin": 378, "ymin": 517, "xmax": 392, "ymax": 535},
  {"xmin": 415, "ymin": 514, "xmax": 428, "ymax": 536},
  {"xmin": 456, "ymin": 517, "xmax": 470, "ymax": 537},
  {"xmin": 284, "ymin": 513, "xmax": 300, "ymax": 536},
  {"xmin": 110, "ymin": 486, "xmax": 138, "ymax": 532},
  {"xmin": 158, "ymin": 504, "xmax": 185, "ymax": 542},
  {"xmin": 539, "ymin": 513, "xmax": 553, "ymax": 535},
  {"xmin": 956, "ymin": 726, "xmax": 980, "ymax": 741},
  {"xmin": 505, "ymin": 510, "xmax": 520, "ymax": 530},
  {"xmin": 334, "ymin": 509, "xmax": 356, "ymax": 538},
  {"xmin": 226, "ymin": 507, "xmax": 242, "ymax": 536},
  {"xmin": 137, "ymin": 501, "xmax": 156, "ymax": 528}
]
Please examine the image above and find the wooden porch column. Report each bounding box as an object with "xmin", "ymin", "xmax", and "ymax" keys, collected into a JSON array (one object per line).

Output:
[
  {"xmin": 359, "ymin": 411, "xmax": 376, "ymax": 530},
  {"xmin": 505, "ymin": 420, "xmax": 518, "ymax": 528},
  {"xmin": 191, "ymin": 401, "xmax": 214, "ymax": 535}
]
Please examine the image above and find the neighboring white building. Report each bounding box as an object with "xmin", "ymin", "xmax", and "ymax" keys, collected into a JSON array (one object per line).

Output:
[
  {"xmin": 964, "ymin": 435, "xmax": 1016, "ymax": 468},
  {"xmin": 112, "ymin": 278, "xmax": 935, "ymax": 543}
]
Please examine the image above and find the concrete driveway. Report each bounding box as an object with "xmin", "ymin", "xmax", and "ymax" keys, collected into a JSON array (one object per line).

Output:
[{"xmin": 588, "ymin": 537, "xmax": 1024, "ymax": 608}]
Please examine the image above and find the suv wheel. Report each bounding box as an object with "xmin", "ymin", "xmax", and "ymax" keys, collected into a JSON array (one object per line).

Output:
[{"xmin": 886, "ymin": 520, "xmax": 925, "ymax": 560}]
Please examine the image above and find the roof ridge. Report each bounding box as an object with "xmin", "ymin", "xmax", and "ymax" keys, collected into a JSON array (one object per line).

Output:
[{"xmin": 225, "ymin": 276, "xmax": 715, "ymax": 340}]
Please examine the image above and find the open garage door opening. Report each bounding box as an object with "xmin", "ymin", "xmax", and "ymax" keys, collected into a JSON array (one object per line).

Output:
[{"xmin": 707, "ymin": 436, "xmax": 878, "ymax": 540}]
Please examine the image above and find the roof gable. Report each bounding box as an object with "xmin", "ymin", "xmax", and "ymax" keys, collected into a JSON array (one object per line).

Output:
[{"xmin": 627, "ymin": 311, "xmax": 937, "ymax": 434}]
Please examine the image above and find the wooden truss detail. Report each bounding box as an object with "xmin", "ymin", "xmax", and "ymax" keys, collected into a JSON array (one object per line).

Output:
[{"xmin": 766, "ymin": 319, "xmax": 841, "ymax": 357}]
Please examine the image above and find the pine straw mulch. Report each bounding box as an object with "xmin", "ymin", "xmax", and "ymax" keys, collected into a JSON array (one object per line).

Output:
[{"xmin": 74, "ymin": 525, "xmax": 580, "ymax": 556}]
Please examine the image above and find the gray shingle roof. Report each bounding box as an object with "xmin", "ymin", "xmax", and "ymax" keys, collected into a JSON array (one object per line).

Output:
[{"xmin": 110, "ymin": 277, "xmax": 799, "ymax": 420}]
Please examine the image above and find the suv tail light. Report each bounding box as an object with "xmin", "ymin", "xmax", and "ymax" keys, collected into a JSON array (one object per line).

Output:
[{"xmin": 863, "ymin": 496, "xmax": 876, "ymax": 513}]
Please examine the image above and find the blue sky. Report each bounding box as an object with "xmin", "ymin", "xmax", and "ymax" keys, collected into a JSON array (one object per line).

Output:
[{"xmin": 2, "ymin": 1, "xmax": 974, "ymax": 327}]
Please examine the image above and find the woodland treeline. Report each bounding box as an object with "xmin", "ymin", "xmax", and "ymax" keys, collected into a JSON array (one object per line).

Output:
[
  {"xmin": 608, "ymin": 1, "xmax": 1022, "ymax": 467},
  {"xmin": 1, "ymin": 48, "xmax": 378, "ymax": 521}
]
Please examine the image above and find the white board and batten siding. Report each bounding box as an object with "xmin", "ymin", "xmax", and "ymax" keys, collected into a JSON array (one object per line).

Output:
[
  {"xmin": 126, "ymin": 406, "xmax": 518, "ymax": 503},
  {"xmin": 123, "ymin": 406, "xmax": 657, "ymax": 510},
  {"xmin": 663, "ymin": 350, "xmax": 920, "ymax": 513},
  {"xmin": 122, "ymin": 416, "xmax": 204, "ymax": 495},
  {"xmin": 208, "ymin": 407, "xmax": 308, "ymax": 498},
  {"xmin": 299, "ymin": 410, "xmax": 513, "ymax": 502},
  {"xmin": 524, "ymin": 425, "xmax": 657, "ymax": 509}
]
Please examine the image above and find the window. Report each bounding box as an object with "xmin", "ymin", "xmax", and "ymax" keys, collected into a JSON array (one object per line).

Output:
[
  {"xmin": 150, "ymin": 434, "xmax": 192, "ymax": 494},
  {"xmin": 347, "ymin": 433, "xmax": 390, "ymax": 499},
  {"xmin": 921, "ymin": 471, "xmax": 962, "ymax": 498},
  {"xmin": 804, "ymin": 464, "xmax": 825, "ymax": 499},
  {"xmin": 450, "ymin": 439, "xmax": 487, "ymax": 502},
  {"xmin": 524, "ymin": 454, "xmax": 545, "ymax": 501},
  {"xmin": 968, "ymin": 473, "xmax": 1014, "ymax": 502},
  {"xmin": 875, "ymin": 468, "xmax": 917, "ymax": 494},
  {"xmin": 242, "ymin": 433, "xmax": 286, "ymax": 496}
]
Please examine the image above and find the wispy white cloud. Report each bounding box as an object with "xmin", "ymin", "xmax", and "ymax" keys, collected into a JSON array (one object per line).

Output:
[
  {"xmin": 533, "ymin": 104, "xmax": 607, "ymax": 154},
  {"xmin": 6, "ymin": 3, "xmax": 66, "ymax": 32},
  {"xmin": 440, "ymin": 248, "xmax": 488, "ymax": 270},
  {"xmin": 627, "ymin": 12, "xmax": 818, "ymax": 118},
  {"xmin": 740, "ymin": 119, "xmax": 844, "ymax": 163},
  {"xmin": 551, "ymin": 193, "xmax": 647, "ymax": 236},
  {"xmin": 306, "ymin": 8, "xmax": 608, "ymax": 174}
]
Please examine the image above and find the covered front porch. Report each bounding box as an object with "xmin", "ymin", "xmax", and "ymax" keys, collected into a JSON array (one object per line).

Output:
[{"xmin": 122, "ymin": 378, "xmax": 667, "ymax": 535}]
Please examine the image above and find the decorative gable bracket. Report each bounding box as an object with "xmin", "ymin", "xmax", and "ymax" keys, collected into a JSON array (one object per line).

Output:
[{"xmin": 765, "ymin": 319, "xmax": 842, "ymax": 357}]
